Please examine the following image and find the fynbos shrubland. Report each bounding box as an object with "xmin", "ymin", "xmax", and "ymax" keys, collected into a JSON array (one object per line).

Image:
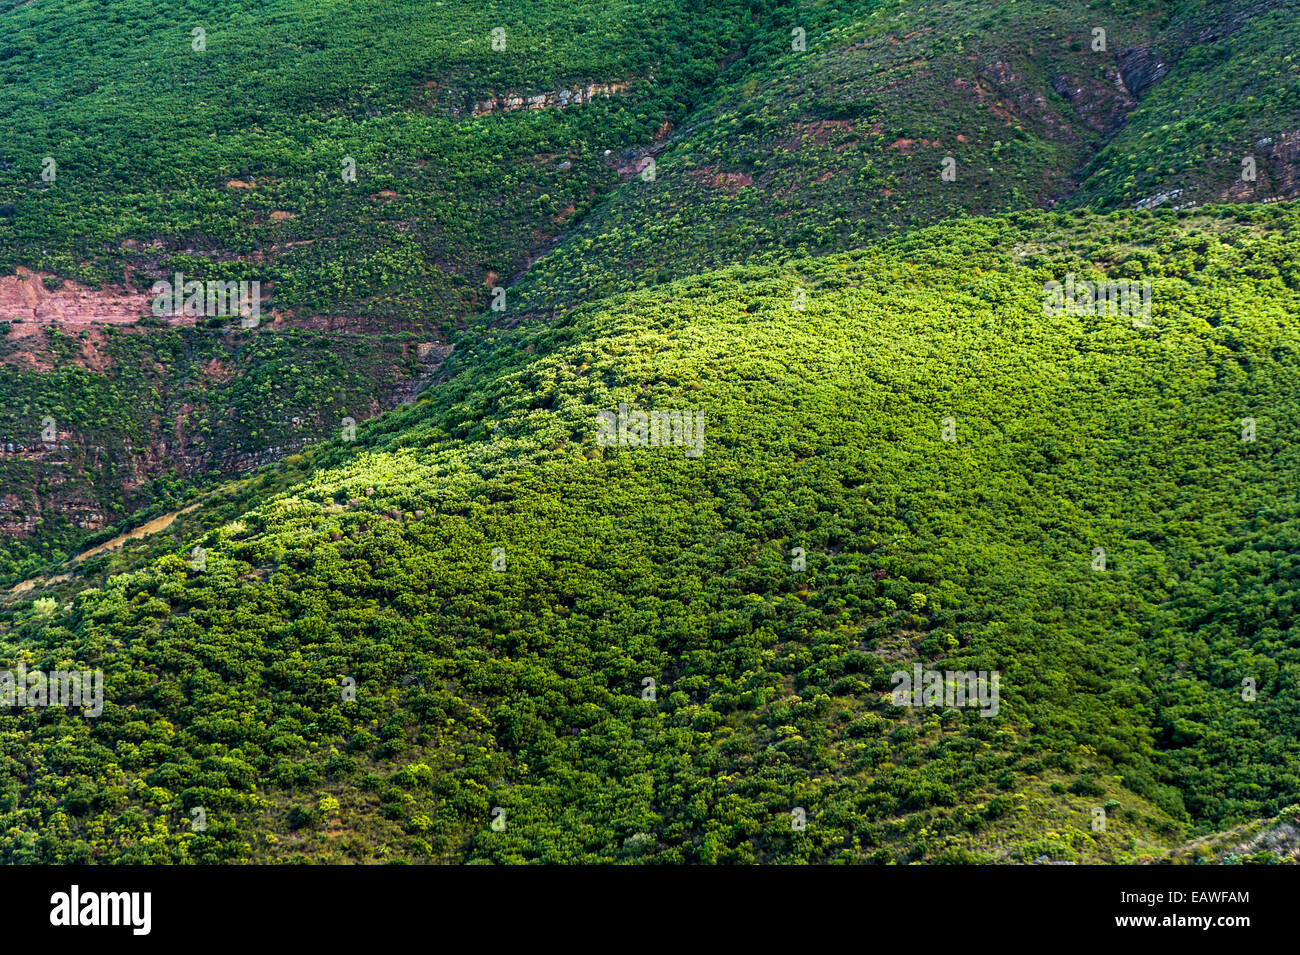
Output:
[
  {"xmin": 891, "ymin": 664, "xmax": 1000, "ymax": 718},
  {"xmin": 596, "ymin": 403, "xmax": 705, "ymax": 457}
]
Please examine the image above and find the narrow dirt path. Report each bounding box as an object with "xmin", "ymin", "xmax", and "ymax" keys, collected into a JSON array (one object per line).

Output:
[{"xmin": 6, "ymin": 502, "xmax": 201, "ymax": 597}]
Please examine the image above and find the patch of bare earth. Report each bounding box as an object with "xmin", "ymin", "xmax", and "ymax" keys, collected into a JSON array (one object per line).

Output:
[
  {"xmin": 200, "ymin": 357, "xmax": 235, "ymax": 383},
  {"xmin": 887, "ymin": 138, "xmax": 941, "ymax": 152},
  {"xmin": 75, "ymin": 326, "xmax": 114, "ymax": 373},
  {"xmin": 687, "ymin": 167, "xmax": 754, "ymax": 192},
  {"xmin": 784, "ymin": 119, "xmax": 863, "ymax": 152}
]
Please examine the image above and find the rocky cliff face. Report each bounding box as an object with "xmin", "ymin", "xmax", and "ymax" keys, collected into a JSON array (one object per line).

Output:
[
  {"xmin": 0, "ymin": 430, "xmax": 113, "ymax": 541},
  {"xmin": 442, "ymin": 81, "xmax": 631, "ymax": 117},
  {"xmin": 1266, "ymin": 130, "xmax": 1300, "ymax": 195},
  {"xmin": 1050, "ymin": 67, "xmax": 1136, "ymax": 134},
  {"xmin": 1115, "ymin": 46, "xmax": 1169, "ymax": 96},
  {"xmin": 0, "ymin": 267, "xmax": 152, "ymax": 324}
]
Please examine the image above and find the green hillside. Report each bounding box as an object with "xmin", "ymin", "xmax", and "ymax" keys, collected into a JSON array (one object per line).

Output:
[
  {"xmin": 5, "ymin": 0, "xmax": 1299, "ymax": 584},
  {"xmin": 510, "ymin": 0, "xmax": 1300, "ymax": 313},
  {"xmin": 0, "ymin": 0, "xmax": 745, "ymax": 305},
  {"xmin": 0, "ymin": 0, "xmax": 758, "ymax": 578},
  {"xmin": 1070, "ymin": 3, "xmax": 1300, "ymax": 209},
  {"xmin": 3, "ymin": 206, "xmax": 1297, "ymax": 863},
  {"xmin": 2, "ymin": 0, "xmax": 1298, "ymax": 867}
]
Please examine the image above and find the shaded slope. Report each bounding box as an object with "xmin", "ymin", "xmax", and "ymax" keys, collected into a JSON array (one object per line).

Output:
[
  {"xmin": 1071, "ymin": 3, "xmax": 1300, "ymax": 210},
  {"xmin": 510, "ymin": 0, "xmax": 1299, "ymax": 315}
]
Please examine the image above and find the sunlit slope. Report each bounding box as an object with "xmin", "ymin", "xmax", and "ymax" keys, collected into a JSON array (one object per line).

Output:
[
  {"xmin": 2, "ymin": 206, "xmax": 1297, "ymax": 862},
  {"xmin": 4, "ymin": 0, "xmax": 1296, "ymax": 585}
]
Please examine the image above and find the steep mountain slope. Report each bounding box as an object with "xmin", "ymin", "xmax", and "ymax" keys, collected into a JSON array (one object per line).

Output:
[
  {"xmin": 511, "ymin": 0, "xmax": 1300, "ymax": 315},
  {"xmin": 5, "ymin": 0, "xmax": 1297, "ymax": 584},
  {"xmin": 1070, "ymin": 2, "xmax": 1300, "ymax": 209},
  {"xmin": 3, "ymin": 206, "xmax": 1297, "ymax": 863},
  {"xmin": 0, "ymin": 0, "xmax": 758, "ymax": 578}
]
